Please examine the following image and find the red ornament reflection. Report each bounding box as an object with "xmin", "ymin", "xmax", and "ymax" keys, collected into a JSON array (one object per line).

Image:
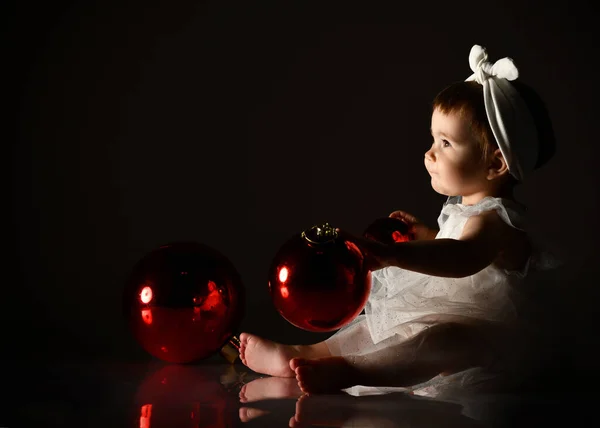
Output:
[
  {"xmin": 268, "ymin": 224, "xmax": 371, "ymax": 332},
  {"xmin": 363, "ymin": 217, "xmax": 415, "ymax": 244},
  {"xmin": 133, "ymin": 364, "xmax": 239, "ymax": 428},
  {"xmin": 123, "ymin": 242, "xmax": 245, "ymax": 363}
]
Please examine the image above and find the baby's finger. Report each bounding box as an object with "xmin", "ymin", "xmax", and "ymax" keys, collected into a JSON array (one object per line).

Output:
[
  {"xmin": 338, "ymin": 231, "xmax": 380, "ymax": 252},
  {"xmin": 389, "ymin": 210, "xmax": 417, "ymax": 223},
  {"xmin": 335, "ymin": 228, "xmax": 368, "ymax": 246},
  {"xmin": 334, "ymin": 228, "xmax": 356, "ymax": 241}
]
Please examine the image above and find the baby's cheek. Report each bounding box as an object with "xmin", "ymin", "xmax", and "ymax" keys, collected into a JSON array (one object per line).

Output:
[{"xmin": 456, "ymin": 160, "xmax": 481, "ymax": 177}]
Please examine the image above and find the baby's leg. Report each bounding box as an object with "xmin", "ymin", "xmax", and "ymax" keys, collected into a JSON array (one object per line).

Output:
[
  {"xmin": 292, "ymin": 321, "xmax": 498, "ymax": 393},
  {"xmin": 239, "ymin": 332, "xmax": 331, "ymax": 377}
]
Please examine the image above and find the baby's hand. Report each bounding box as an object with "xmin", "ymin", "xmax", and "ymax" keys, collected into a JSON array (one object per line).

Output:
[
  {"xmin": 335, "ymin": 228, "xmax": 389, "ymax": 271},
  {"xmin": 389, "ymin": 210, "xmax": 437, "ymax": 240}
]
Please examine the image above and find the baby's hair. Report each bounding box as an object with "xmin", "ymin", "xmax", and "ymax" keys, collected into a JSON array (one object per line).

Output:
[{"xmin": 432, "ymin": 80, "xmax": 556, "ymax": 174}]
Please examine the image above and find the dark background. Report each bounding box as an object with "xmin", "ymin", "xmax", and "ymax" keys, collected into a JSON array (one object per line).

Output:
[{"xmin": 8, "ymin": 0, "xmax": 599, "ymax": 375}]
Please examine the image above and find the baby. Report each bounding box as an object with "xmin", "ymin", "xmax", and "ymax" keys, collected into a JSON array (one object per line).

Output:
[{"xmin": 240, "ymin": 45, "xmax": 556, "ymax": 397}]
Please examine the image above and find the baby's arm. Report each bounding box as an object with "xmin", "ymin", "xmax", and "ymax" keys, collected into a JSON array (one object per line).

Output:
[{"xmin": 363, "ymin": 210, "xmax": 509, "ymax": 277}]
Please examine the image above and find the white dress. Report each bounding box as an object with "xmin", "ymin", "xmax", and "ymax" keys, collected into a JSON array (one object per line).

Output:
[{"xmin": 325, "ymin": 196, "xmax": 537, "ymax": 397}]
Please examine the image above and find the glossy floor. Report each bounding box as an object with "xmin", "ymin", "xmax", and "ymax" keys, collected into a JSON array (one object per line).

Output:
[{"xmin": 0, "ymin": 360, "xmax": 594, "ymax": 427}]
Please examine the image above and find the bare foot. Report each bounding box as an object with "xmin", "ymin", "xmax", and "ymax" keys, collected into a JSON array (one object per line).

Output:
[
  {"xmin": 239, "ymin": 333, "xmax": 301, "ymax": 377},
  {"xmin": 238, "ymin": 406, "xmax": 269, "ymax": 423},
  {"xmin": 239, "ymin": 376, "xmax": 303, "ymax": 403},
  {"xmin": 291, "ymin": 357, "xmax": 361, "ymax": 394}
]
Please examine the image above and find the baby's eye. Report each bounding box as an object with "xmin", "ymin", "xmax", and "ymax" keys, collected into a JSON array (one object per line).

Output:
[{"xmin": 442, "ymin": 140, "xmax": 451, "ymax": 147}]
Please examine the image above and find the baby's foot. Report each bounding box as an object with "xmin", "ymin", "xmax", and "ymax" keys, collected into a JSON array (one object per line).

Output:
[
  {"xmin": 290, "ymin": 357, "xmax": 361, "ymax": 394},
  {"xmin": 239, "ymin": 332, "xmax": 299, "ymax": 377},
  {"xmin": 239, "ymin": 376, "xmax": 302, "ymax": 403},
  {"xmin": 238, "ymin": 407, "xmax": 269, "ymax": 423}
]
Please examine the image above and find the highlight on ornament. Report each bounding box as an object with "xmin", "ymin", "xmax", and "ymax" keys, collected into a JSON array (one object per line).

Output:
[
  {"xmin": 268, "ymin": 223, "xmax": 372, "ymax": 332},
  {"xmin": 123, "ymin": 242, "xmax": 245, "ymax": 364},
  {"xmin": 363, "ymin": 217, "xmax": 415, "ymax": 244}
]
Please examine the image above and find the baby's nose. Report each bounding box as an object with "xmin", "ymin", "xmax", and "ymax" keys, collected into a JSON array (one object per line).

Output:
[{"xmin": 424, "ymin": 149, "xmax": 434, "ymax": 162}]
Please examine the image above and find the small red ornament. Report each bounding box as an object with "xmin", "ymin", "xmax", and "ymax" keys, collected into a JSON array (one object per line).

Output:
[
  {"xmin": 133, "ymin": 364, "xmax": 239, "ymax": 428},
  {"xmin": 123, "ymin": 242, "xmax": 245, "ymax": 364},
  {"xmin": 363, "ymin": 217, "xmax": 415, "ymax": 244},
  {"xmin": 268, "ymin": 223, "xmax": 371, "ymax": 332}
]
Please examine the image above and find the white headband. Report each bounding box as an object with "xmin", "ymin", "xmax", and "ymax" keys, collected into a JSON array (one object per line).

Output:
[{"xmin": 465, "ymin": 45, "xmax": 539, "ymax": 181}]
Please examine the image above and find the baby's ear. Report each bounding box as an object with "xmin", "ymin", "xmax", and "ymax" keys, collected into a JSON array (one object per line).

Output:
[{"xmin": 486, "ymin": 148, "xmax": 509, "ymax": 180}]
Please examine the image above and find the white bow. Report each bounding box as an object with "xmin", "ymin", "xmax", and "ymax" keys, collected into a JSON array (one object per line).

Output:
[
  {"xmin": 464, "ymin": 45, "xmax": 538, "ymax": 181},
  {"xmin": 468, "ymin": 45, "xmax": 519, "ymax": 83}
]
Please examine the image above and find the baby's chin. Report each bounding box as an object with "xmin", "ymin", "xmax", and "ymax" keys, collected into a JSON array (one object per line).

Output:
[{"xmin": 429, "ymin": 180, "xmax": 452, "ymax": 197}]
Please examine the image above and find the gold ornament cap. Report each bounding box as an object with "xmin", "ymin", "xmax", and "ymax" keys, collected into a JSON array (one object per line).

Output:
[
  {"xmin": 219, "ymin": 335, "xmax": 241, "ymax": 364},
  {"xmin": 301, "ymin": 223, "xmax": 338, "ymax": 244}
]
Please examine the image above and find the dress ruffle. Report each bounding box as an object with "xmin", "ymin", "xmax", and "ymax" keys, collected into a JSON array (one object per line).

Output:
[
  {"xmin": 365, "ymin": 196, "xmax": 526, "ymax": 345},
  {"xmin": 325, "ymin": 196, "xmax": 545, "ymax": 397}
]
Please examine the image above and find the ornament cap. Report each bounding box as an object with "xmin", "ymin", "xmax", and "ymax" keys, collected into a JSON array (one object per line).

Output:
[
  {"xmin": 301, "ymin": 223, "xmax": 338, "ymax": 244},
  {"xmin": 219, "ymin": 335, "xmax": 241, "ymax": 364}
]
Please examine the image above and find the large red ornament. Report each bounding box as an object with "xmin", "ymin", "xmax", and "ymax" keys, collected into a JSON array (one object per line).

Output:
[
  {"xmin": 132, "ymin": 364, "xmax": 239, "ymax": 428},
  {"xmin": 123, "ymin": 242, "xmax": 245, "ymax": 364},
  {"xmin": 363, "ymin": 217, "xmax": 415, "ymax": 244},
  {"xmin": 268, "ymin": 223, "xmax": 371, "ymax": 332}
]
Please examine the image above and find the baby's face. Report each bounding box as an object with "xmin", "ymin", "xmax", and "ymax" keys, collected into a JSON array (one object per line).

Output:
[{"xmin": 425, "ymin": 109, "xmax": 489, "ymax": 198}]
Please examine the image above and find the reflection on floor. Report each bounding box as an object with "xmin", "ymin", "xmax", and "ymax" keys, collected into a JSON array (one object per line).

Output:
[{"xmin": 0, "ymin": 360, "xmax": 595, "ymax": 427}]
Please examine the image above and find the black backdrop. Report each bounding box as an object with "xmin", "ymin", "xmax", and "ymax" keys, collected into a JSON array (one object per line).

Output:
[{"xmin": 9, "ymin": 0, "xmax": 599, "ymax": 382}]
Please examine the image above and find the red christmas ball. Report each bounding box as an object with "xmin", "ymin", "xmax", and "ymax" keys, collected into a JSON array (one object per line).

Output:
[
  {"xmin": 133, "ymin": 364, "xmax": 239, "ymax": 428},
  {"xmin": 363, "ymin": 217, "xmax": 415, "ymax": 244},
  {"xmin": 123, "ymin": 242, "xmax": 245, "ymax": 364},
  {"xmin": 268, "ymin": 224, "xmax": 371, "ymax": 332}
]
